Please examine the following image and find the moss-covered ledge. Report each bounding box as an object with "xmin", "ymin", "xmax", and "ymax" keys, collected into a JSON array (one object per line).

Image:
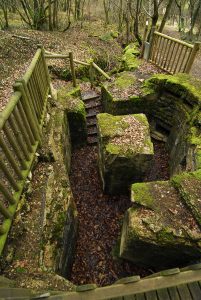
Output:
[
  {"xmin": 146, "ymin": 73, "xmax": 201, "ymax": 106},
  {"xmin": 97, "ymin": 113, "xmax": 153, "ymax": 194},
  {"xmin": 142, "ymin": 73, "xmax": 201, "ymax": 175},
  {"xmin": 58, "ymin": 85, "xmax": 87, "ymax": 147},
  {"xmin": 2, "ymin": 104, "xmax": 77, "ymax": 291},
  {"xmin": 121, "ymin": 43, "xmax": 141, "ymax": 71},
  {"xmin": 101, "ymin": 72, "xmax": 150, "ymax": 115},
  {"xmin": 120, "ymin": 175, "xmax": 201, "ymax": 268}
]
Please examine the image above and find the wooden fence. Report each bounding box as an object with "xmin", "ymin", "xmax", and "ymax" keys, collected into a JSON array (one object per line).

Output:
[
  {"xmin": 44, "ymin": 50, "xmax": 111, "ymax": 86},
  {"xmin": 0, "ymin": 46, "xmax": 50, "ymax": 255},
  {"xmin": 149, "ymin": 31, "xmax": 199, "ymax": 74}
]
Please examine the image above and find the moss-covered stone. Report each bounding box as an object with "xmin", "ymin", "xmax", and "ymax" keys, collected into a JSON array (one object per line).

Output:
[
  {"xmin": 101, "ymin": 72, "xmax": 148, "ymax": 115},
  {"xmin": 99, "ymin": 31, "xmax": 118, "ymax": 42},
  {"xmin": 120, "ymin": 180, "xmax": 201, "ymax": 268},
  {"xmin": 58, "ymin": 85, "xmax": 87, "ymax": 147},
  {"xmin": 147, "ymin": 73, "xmax": 201, "ymax": 106},
  {"xmin": 97, "ymin": 113, "xmax": 153, "ymax": 194},
  {"xmin": 122, "ymin": 43, "xmax": 141, "ymax": 71},
  {"xmin": 171, "ymin": 170, "xmax": 201, "ymax": 228},
  {"xmin": 2, "ymin": 102, "xmax": 77, "ymax": 290}
]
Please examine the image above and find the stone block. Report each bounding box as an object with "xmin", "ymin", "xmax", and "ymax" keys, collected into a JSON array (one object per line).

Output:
[
  {"xmin": 101, "ymin": 72, "xmax": 148, "ymax": 115},
  {"xmin": 97, "ymin": 113, "xmax": 153, "ymax": 194},
  {"xmin": 120, "ymin": 180, "xmax": 201, "ymax": 268}
]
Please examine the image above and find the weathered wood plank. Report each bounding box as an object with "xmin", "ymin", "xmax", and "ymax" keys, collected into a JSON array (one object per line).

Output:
[
  {"xmin": 187, "ymin": 282, "xmax": 201, "ymax": 299},
  {"xmin": 177, "ymin": 284, "xmax": 193, "ymax": 300},
  {"xmin": 135, "ymin": 293, "xmax": 146, "ymax": 300},
  {"xmin": 145, "ymin": 290, "xmax": 158, "ymax": 300},
  {"xmin": 168, "ymin": 286, "xmax": 180, "ymax": 300},
  {"xmin": 157, "ymin": 288, "xmax": 171, "ymax": 299}
]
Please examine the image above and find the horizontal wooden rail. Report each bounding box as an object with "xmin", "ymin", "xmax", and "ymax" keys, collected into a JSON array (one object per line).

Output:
[
  {"xmin": 154, "ymin": 31, "xmax": 194, "ymax": 48},
  {"xmin": 0, "ymin": 46, "xmax": 50, "ymax": 255},
  {"xmin": 44, "ymin": 50, "xmax": 111, "ymax": 82},
  {"xmin": 48, "ymin": 269, "xmax": 201, "ymax": 300},
  {"xmin": 149, "ymin": 31, "xmax": 199, "ymax": 74}
]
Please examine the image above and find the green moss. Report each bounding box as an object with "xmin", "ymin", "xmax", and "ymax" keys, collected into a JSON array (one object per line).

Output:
[
  {"xmin": 157, "ymin": 228, "xmax": 176, "ymax": 244},
  {"xmin": 148, "ymin": 73, "xmax": 201, "ymax": 105},
  {"xmin": 131, "ymin": 183, "xmax": 155, "ymax": 209},
  {"xmin": 195, "ymin": 148, "xmax": 201, "ymax": 169},
  {"xmin": 52, "ymin": 211, "xmax": 66, "ymax": 241},
  {"xmin": 98, "ymin": 113, "xmax": 153, "ymax": 157},
  {"xmin": 188, "ymin": 127, "xmax": 201, "ymax": 146},
  {"xmin": 171, "ymin": 170, "xmax": 201, "ymax": 226},
  {"xmin": 122, "ymin": 43, "xmax": 141, "ymax": 71},
  {"xmin": 97, "ymin": 113, "xmax": 129, "ymax": 138},
  {"xmin": 99, "ymin": 31, "xmax": 116, "ymax": 41},
  {"xmin": 114, "ymin": 72, "xmax": 136, "ymax": 89},
  {"xmin": 57, "ymin": 85, "xmax": 81, "ymax": 108}
]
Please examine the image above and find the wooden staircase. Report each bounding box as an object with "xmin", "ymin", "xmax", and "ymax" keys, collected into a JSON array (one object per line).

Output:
[{"xmin": 81, "ymin": 90, "xmax": 102, "ymax": 145}]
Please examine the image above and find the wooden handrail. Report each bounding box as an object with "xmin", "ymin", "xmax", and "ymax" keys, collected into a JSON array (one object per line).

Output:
[
  {"xmin": 154, "ymin": 31, "xmax": 194, "ymax": 48},
  {"xmin": 48, "ymin": 269, "xmax": 201, "ymax": 300},
  {"xmin": 44, "ymin": 50, "xmax": 111, "ymax": 80},
  {"xmin": 0, "ymin": 47, "xmax": 50, "ymax": 255},
  {"xmin": 149, "ymin": 30, "xmax": 199, "ymax": 74}
]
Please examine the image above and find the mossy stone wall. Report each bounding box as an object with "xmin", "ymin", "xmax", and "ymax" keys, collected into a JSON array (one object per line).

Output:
[
  {"xmin": 58, "ymin": 85, "xmax": 87, "ymax": 147},
  {"xmin": 102, "ymin": 73, "xmax": 201, "ymax": 175},
  {"xmin": 97, "ymin": 113, "xmax": 154, "ymax": 194},
  {"xmin": 120, "ymin": 176, "xmax": 201, "ymax": 268}
]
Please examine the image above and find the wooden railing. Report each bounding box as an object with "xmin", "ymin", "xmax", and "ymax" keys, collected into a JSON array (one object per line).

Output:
[
  {"xmin": 0, "ymin": 46, "xmax": 50, "ymax": 255},
  {"xmin": 149, "ymin": 31, "xmax": 199, "ymax": 74},
  {"xmin": 44, "ymin": 50, "xmax": 111, "ymax": 87}
]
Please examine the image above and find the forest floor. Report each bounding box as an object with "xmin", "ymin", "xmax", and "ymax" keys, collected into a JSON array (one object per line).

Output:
[
  {"xmin": 1, "ymin": 21, "xmax": 201, "ymax": 112},
  {"xmin": 0, "ymin": 20, "xmax": 122, "ymax": 111},
  {"xmin": 69, "ymin": 141, "xmax": 169, "ymax": 286}
]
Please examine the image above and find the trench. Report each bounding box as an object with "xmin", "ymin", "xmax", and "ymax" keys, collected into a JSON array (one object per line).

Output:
[{"xmin": 69, "ymin": 138, "xmax": 170, "ymax": 286}]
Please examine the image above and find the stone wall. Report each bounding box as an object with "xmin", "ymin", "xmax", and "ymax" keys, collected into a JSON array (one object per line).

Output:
[{"xmin": 101, "ymin": 73, "xmax": 201, "ymax": 176}]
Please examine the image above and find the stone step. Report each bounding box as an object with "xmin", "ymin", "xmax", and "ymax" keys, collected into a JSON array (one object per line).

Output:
[
  {"xmin": 87, "ymin": 118, "xmax": 97, "ymax": 127},
  {"xmin": 151, "ymin": 130, "xmax": 168, "ymax": 143},
  {"xmin": 86, "ymin": 107, "xmax": 102, "ymax": 115},
  {"xmin": 87, "ymin": 136, "xmax": 98, "ymax": 145},
  {"xmin": 87, "ymin": 126, "xmax": 97, "ymax": 136},
  {"xmin": 85, "ymin": 100, "xmax": 102, "ymax": 109},
  {"xmin": 81, "ymin": 90, "xmax": 100, "ymax": 101},
  {"xmin": 86, "ymin": 112, "xmax": 98, "ymax": 118}
]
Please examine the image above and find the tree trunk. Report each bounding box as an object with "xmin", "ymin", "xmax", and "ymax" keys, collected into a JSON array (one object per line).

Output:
[
  {"xmin": 158, "ymin": 0, "xmax": 174, "ymax": 32},
  {"xmin": 188, "ymin": 0, "xmax": 201, "ymax": 40},
  {"xmin": 133, "ymin": 0, "xmax": 142, "ymax": 45},
  {"xmin": 118, "ymin": 0, "xmax": 123, "ymax": 32},
  {"xmin": 103, "ymin": 0, "xmax": 110, "ymax": 24},
  {"xmin": 2, "ymin": 4, "xmax": 9, "ymax": 28},
  {"xmin": 48, "ymin": 0, "xmax": 53, "ymax": 30}
]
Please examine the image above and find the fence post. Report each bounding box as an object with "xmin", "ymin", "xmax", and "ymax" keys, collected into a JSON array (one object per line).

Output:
[
  {"xmin": 37, "ymin": 44, "xmax": 52, "ymax": 97},
  {"xmin": 69, "ymin": 52, "xmax": 77, "ymax": 87},
  {"xmin": 140, "ymin": 21, "xmax": 149, "ymax": 58},
  {"xmin": 89, "ymin": 60, "xmax": 94, "ymax": 89},
  {"xmin": 185, "ymin": 42, "xmax": 200, "ymax": 73},
  {"xmin": 147, "ymin": 26, "xmax": 156, "ymax": 61}
]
